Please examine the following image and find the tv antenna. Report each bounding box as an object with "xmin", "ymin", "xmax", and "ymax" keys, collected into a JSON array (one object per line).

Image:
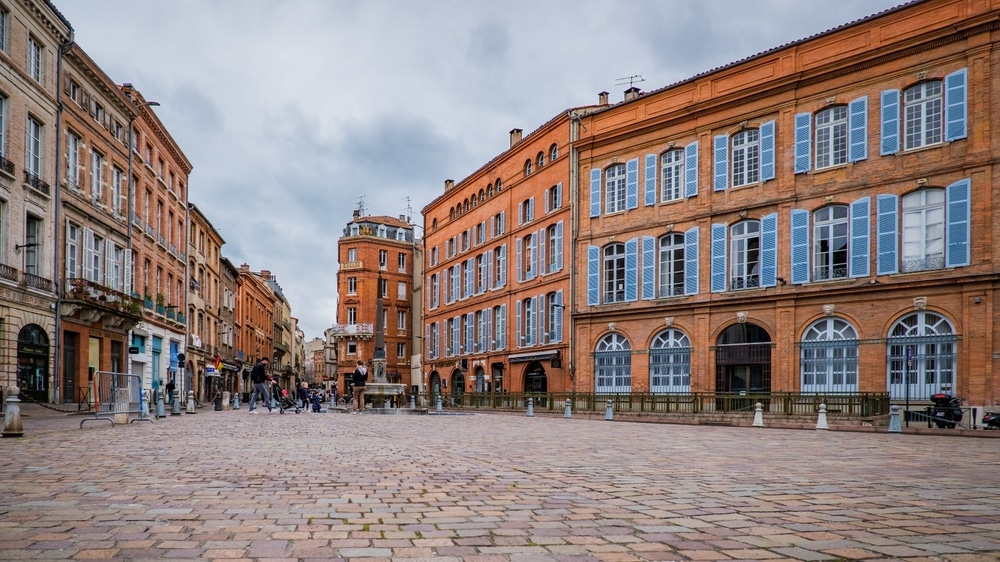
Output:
[
  {"xmin": 402, "ymin": 196, "xmax": 413, "ymax": 224},
  {"xmin": 356, "ymin": 195, "xmax": 366, "ymax": 217},
  {"xmin": 615, "ymin": 74, "xmax": 646, "ymax": 88}
]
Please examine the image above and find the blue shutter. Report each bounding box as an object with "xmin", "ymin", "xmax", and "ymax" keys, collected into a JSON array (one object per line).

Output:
[
  {"xmin": 684, "ymin": 141, "xmax": 698, "ymax": 197},
  {"xmin": 644, "ymin": 154, "xmax": 657, "ymax": 206},
  {"xmin": 760, "ymin": 120, "xmax": 775, "ymax": 181},
  {"xmin": 641, "ymin": 236, "xmax": 655, "ymax": 300},
  {"xmin": 876, "ymin": 194, "xmax": 898, "ymax": 275},
  {"xmin": 713, "ymin": 135, "xmax": 728, "ymax": 191},
  {"xmin": 880, "ymin": 89, "xmax": 900, "ymax": 155},
  {"xmin": 760, "ymin": 213, "xmax": 777, "ymax": 287},
  {"xmin": 537, "ymin": 294, "xmax": 545, "ymax": 345},
  {"xmin": 849, "ymin": 196, "xmax": 871, "ymax": 278},
  {"xmin": 426, "ymin": 275, "xmax": 432, "ymax": 309},
  {"xmin": 587, "ymin": 245, "xmax": 599, "ymax": 305},
  {"xmin": 589, "ymin": 168, "xmax": 601, "ymax": 217},
  {"xmin": 515, "ymin": 301, "xmax": 522, "ymax": 348},
  {"xmin": 425, "ymin": 324, "xmax": 431, "ymax": 358},
  {"xmin": 486, "ymin": 308, "xmax": 493, "ymax": 351},
  {"xmin": 625, "ymin": 238, "xmax": 639, "ymax": 302},
  {"xmin": 554, "ymin": 290, "xmax": 564, "ymax": 342},
  {"xmin": 499, "ymin": 244, "xmax": 507, "ymax": 286},
  {"xmin": 498, "ymin": 305, "xmax": 506, "ymax": 350},
  {"xmin": 528, "ymin": 197, "xmax": 535, "ymax": 221},
  {"xmin": 554, "ymin": 221, "xmax": 564, "ymax": 271},
  {"xmin": 534, "ymin": 230, "xmax": 543, "ymax": 279},
  {"xmin": 945, "ymin": 68, "xmax": 968, "ymax": 142},
  {"xmin": 487, "ymin": 249, "xmax": 495, "ymax": 289},
  {"xmin": 711, "ymin": 224, "xmax": 727, "ymax": 293},
  {"xmin": 556, "ymin": 182, "xmax": 563, "ymax": 208},
  {"xmin": 790, "ymin": 209, "xmax": 810, "ymax": 284},
  {"xmin": 515, "ymin": 237, "xmax": 523, "ymax": 282},
  {"xmin": 626, "ymin": 157, "xmax": 639, "ymax": 210},
  {"xmin": 794, "ymin": 113, "xmax": 812, "ymax": 173},
  {"xmin": 466, "ymin": 258, "xmax": 474, "ymax": 297},
  {"xmin": 684, "ymin": 227, "xmax": 699, "ymax": 295},
  {"xmin": 848, "ymin": 96, "xmax": 868, "ymax": 162},
  {"xmin": 946, "ymin": 178, "xmax": 971, "ymax": 267},
  {"xmin": 467, "ymin": 312, "xmax": 475, "ymax": 353}
]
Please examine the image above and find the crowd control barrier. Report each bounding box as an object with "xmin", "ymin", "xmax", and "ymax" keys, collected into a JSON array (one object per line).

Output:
[{"xmin": 80, "ymin": 371, "xmax": 152, "ymax": 428}]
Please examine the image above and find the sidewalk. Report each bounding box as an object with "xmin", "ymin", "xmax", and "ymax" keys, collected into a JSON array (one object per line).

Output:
[{"xmin": 2, "ymin": 405, "xmax": 999, "ymax": 561}]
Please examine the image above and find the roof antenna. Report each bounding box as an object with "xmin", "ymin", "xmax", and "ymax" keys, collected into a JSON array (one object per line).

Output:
[
  {"xmin": 615, "ymin": 74, "xmax": 646, "ymax": 88},
  {"xmin": 402, "ymin": 196, "xmax": 413, "ymax": 224},
  {"xmin": 356, "ymin": 195, "xmax": 366, "ymax": 217}
]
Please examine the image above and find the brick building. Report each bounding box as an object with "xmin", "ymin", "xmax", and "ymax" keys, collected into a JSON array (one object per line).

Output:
[
  {"xmin": 236, "ymin": 264, "xmax": 274, "ymax": 394},
  {"xmin": 328, "ymin": 212, "xmax": 415, "ymax": 395},
  {"xmin": 421, "ymin": 110, "xmax": 602, "ymax": 396},
  {"xmin": 186, "ymin": 203, "xmax": 224, "ymax": 401},
  {"xmin": 572, "ymin": 0, "xmax": 999, "ymax": 412}
]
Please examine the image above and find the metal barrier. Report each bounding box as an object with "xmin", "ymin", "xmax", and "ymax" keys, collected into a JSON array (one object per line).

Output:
[{"xmin": 80, "ymin": 371, "xmax": 152, "ymax": 428}]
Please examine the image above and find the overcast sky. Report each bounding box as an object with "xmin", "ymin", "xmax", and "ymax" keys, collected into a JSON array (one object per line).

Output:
[{"xmin": 56, "ymin": 0, "xmax": 905, "ymax": 340}]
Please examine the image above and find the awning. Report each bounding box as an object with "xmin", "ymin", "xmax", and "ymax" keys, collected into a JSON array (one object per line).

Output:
[{"xmin": 507, "ymin": 350, "xmax": 559, "ymax": 363}]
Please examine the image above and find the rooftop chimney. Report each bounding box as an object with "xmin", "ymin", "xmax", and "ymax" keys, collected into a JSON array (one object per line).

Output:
[
  {"xmin": 399, "ymin": 214, "xmax": 406, "ymax": 221},
  {"xmin": 444, "ymin": 179, "xmax": 454, "ymax": 191},
  {"xmin": 260, "ymin": 270, "xmax": 271, "ymax": 280},
  {"xmin": 509, "ymin": 128, "xmax": 523, "ymax": 147},
  {"xmin": 598, "ymin": 91, "xmax": 609, "ymax": 105},
  {"xmin": 353, "ymin": 209, "xmax": 360, "ymax": 219},
  {"xmin": 624, "ymin": 87, "xmax": 641, "ymax": 101}
]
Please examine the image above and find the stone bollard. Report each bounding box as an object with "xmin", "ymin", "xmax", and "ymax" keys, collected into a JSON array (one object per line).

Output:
[
  {"xmin": 156, "ymin": 389, "xmax": 166, "ymax": 418},
  {"xmin": 222, "ymin": 391, "xmax": 231, "ymax": 410},
  {"xmin": 888, "ymin": 405, "xmax": 902, "ymax": 433},
  {"xmin": 186, "ymin": 390, "xmax": 195, "ymax": 414},
  {"xmin": 409, "ymin": 394, "xmax": 415, "ymax": 409},
  {"xmin": 140, "ymin": 390, "xmax": 151, "ymax": 419},
  {"xmin": 171, "ymin": 390, "xmax": 182, "ymax": 415},
  {"xmin": 2, "ymin": 386, "xmax": 24, "ymax": 438},
  {"xmin": 435, "ymin": 393, "xmax": 442, "ymax": 413},
  {"xmin": 605, "ymin": 399, "xmax": 614, "ymax": 421},
  {"xmin": 752, "ymin": 402, "xmax": 764, "ymax": 427},
  {"xmin": 564, "ymin": 398, "xmax": 572, "ymax": 419},
  {"xmin": 816, "ymin": 403, "xmax": 829, "ymax": 430},
  {"xmin": 527, "ymin": 397, "xmax": 534, "ymax": 417}
]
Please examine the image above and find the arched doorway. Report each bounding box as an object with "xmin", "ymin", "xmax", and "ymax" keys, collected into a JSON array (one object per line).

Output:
[
  {"xmin": 428, "ymin": 371, "xmax": 441, "ymax": 396},
  {"xmin": 18, "ymin": 324, "xmax": 50, "ymax": 402},
  {"xmin": 473, "ymin": 366, "xmax": 486, "ymax": 392},
  {"xmin": 524, "ymin": 361, "xmax": 547, "ymax": 392},
  {"xmin": 716, "ymin": 323, "xmax": 771, "ymax": 410},
  {"xmin": 450, "ymin": 369, "xmax": 465, "ymax": 399},
  {"xmin": 886, "ymin": 311, "xmax": 956, "ymax": 400}
]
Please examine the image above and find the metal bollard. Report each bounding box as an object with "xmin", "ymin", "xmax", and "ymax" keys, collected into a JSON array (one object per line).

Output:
[
  {"xmin": 563, "ymin": 398, "xmax": 572, "ymax": 419},
  {"xmin": 527, "ymin": 397, "xmax": 534, "ymax": 417},
  {"xmin": 436, "ymin": 393, "xmax": 442, "ymax": 413},
  {"xmin": 752, "ymin": 402, "xmax": 764, "ymax": 427},
  {"xmin": 2, "ymin": 386, "xmax": 24, "ymax": 438},
  {"xmin": 156, "ymin": 389, "xmax": 166, "ymax": 418},
  {"xmin": 233, "ymin": 394, "xmax": 240, "ymax": 410},
  {"xmin": 186, "ymin": 390, "xmax": 195, "ymax": 414},
  {"xmin": 888, "ymin": 405, "xmax": 902, "ymax": 433},
  {"xmin": 409, "ymin": 394, "xmax": 415, "ymax": 409},
  {"xmin": 816, "ymin": 403, "xmax": 829, "ymax": 430},
  {"xmin": 605, "ymin": 399, "xmax": 614, "ymax": 421},
  {"xmin": 171, "ymin": 391, "xmax": 181, "ymax": 415}
]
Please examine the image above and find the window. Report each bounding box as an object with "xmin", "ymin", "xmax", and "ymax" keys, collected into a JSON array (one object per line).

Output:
[
  {"xmin": 347, "ymin": 277, "xmax": 356, "ymax": 295},
  {"xmin": 346, "ymin": 341, "xmax": 357, "ymax": 355},
  {"xmin": 518, "ymin": 297, "xmax": 534, "ymax": 347},
  {"xmin": 901, "ymin": 189, "xmax": 945, "ymax": 272},
  {"xmin": 813, "ymin": 205, "xmax": 848, "ymax": 280},
  {"xmin": 429, "ymin": 273, "xmax": 439, "ymax": 308},
  {"xmin": 66, "ymin": 223, "xmax": 79, "ymax": 278},
  {"xmin": 595, "ymin": 333, "xmax": 631, "ymax": 393},
  {"xmin": 730, "ymin": 221, "xmax": 760, "ymax": 289},
  {"xmin": 493, "ymin": 305, "xmax": 506, "ymax": 350},
  {"xmin": 66, "ymin": 132, "xmax": 81, "ymax": 188},
  {"xmin": 904, "ymin": 81, "xmax": 943, "ymax": 150},
  {"xmin": 731, "ymin": 129, "xmax": 759, "ymax": 187},
  {"xmin": 801, "ymin": 318, "xmax": 858, "ymax": 393},
  {"xmin": 397, "ymin": 281, "xmax": 406, "ymax": 299},
  {"xmin": 492, "ymin": 212, "xmax": 505, "ymax": 237},
  {"xmin": 660, "ymin": 149, "xmax": 684, "ymax": 202},
  {"xmin": 347, "ymin": 248, "xmax": 357, "ymax": 262},
  {"xmin": 398, "ymin": 252, "xmax": 406, "ymax": 272},
  {"xmin": 91, "ymin": 150, "xmax": 104, "ymax": 203},
  {"xmin": 112, "ymin": 245, "xmax": 124, "ymax": 291},
  {"xmin": 0, "ymin": 95, "xmax": 5, "ymax": 160},
  {"xmin": 397, "ymin": 342, "xmax": 406, "ymax": 358},
  {"xmin": 379, "ymin": 277, "xmax": 388, "ymax": 298},
  {"xmin": 550, "ymin": 143, "xmax": 558, "ymax": 161},
  {"xmin": 25, "ymin": 217, "xmax": 41, "ymax": 275},
  {"xmin": 658, "ymin": 233, "xmax": 685, "ymax": 297},
  {"xmin": 546, "ymin": 224, "xmax": 559, "ymax": 273},
  {"xmin": 379, "ymin": 249, "xmax": 387, "ymax": 269},
  {"xmin": 545, "ymin": 290, "xmax": 563, "ymax": 343},
  {"xmin": 493, "ymin": 245, "xmax": 507, "ymax": 288},
  {"xmin": 815, "ymin": 106, "xmax": 848, "ymax": 169},
  {"xmin": 603, "ymin": 243, "xmax": 626, "ymax": 303},
  {"xmin": 524, "ymin": 159, "xmax": 532, "ymax": 176},
  {"xmin": 112, "ymin": 167, "xmax": 124, "ymax": 214},
  {"xmin": 649, "ymin": 329, "xmax": 691, "ymax": 393},
  {"xmin": 546, "ymin": 184, "xmax": 562, "ymax": 212},
  {"xmin": 461, "ymin": 230, "xmax": 469, "ymax": 251},
  {"xmin": 28, "ymin": 37, "xmax": 42, "ymax": 82},
  {"xmin": 605, "ymin": 164, "xmax": 626, "ymax": 213},
  {"xmin": 886, "ymin": 312, "xmax": 955, "ymax": 400},
  {"xmin": 519, "ymin": 198, "xmax": 534, "ymax": 225},
  {"xmin": 89, "ymin": 232, "xmax": 103, "ymax": 283},
  {"xmin": 496, "ymin": 178, "xmax": 502, "ymax": 192},
  {"xmin": 517, "ymin": 234, "xmax": 536, "ymax": 281},
  {"xmin": 536, "ymin": 152, "xmax": 544, "ymax": 169},
  {"xmin": 26, "ymin": 117, "xmax": 42, "ymax": 177},
  {"xmin": 0, "ymin": 7, "xmax": 7, "ymax": 53},
  {"xmin": 430, "ymin": 246, "xmax": 438, "ymax": 266},
  {"xmin": 397, "ymin": 311, "xmax": 407, "ymax": 330},
  {"xmin": 476, "ymin": 221, "xmax": 485, "ymax": 245},
  {"xmin": 347, "ymin": 307, "xmax": 357, "ymax": 324}
]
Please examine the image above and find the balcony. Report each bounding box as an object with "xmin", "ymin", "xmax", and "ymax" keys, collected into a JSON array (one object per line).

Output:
[
  {"xmin": 0, "ymin": 263, "xmax": 17, "ymax": 283},
  {"xmin": 62, "ymin": 278, "xmax": 143, "ymax": 330},
  {"xmin": 0, "ymin": 155, "xmax": 14, "ymax": 176},
  {"xmin": 328, "ymin": 323, "xmax": 374, "ymax": 339},
  {"xmin": 340, "ymin": 260, "xmax": 363, "ymax": 270},
  {"xmin": 23, "ymin": 272, "xmax": 53, "ymax": 292},
  {"xmin": 24, "ymin": 171, "xmax": 50, "ymax": 196}
]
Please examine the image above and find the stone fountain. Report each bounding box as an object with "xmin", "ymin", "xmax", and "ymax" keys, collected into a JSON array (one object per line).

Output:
[{"xmin": 363, "ymin": 274, "xmax": 406, "ymax": 410}]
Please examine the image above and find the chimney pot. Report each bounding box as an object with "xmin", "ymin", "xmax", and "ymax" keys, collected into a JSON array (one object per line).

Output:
[
  {"xmin": 624, "ymin": 87, "xmax": 641, "ymax": 101},
  {"xmin": 509, "ymin": 128, "xmax": 523, "ymax": 148},
  {"xmin": 598, "ymin": 91, "xmax": 609, "ymax": 105},
  {"xmin": 444, "ymin": 179, "xmax": 454, "ymax": 191},
  {"xmin": 353, "ymin": 209, "xmax": 360, "ymax": 218}
]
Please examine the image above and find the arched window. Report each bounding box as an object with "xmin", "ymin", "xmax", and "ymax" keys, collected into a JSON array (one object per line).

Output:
[
  {"xmin": 550, "ymin": 143, "xmax": 558, "ymax": 161},
  {"xmin": 801, "ymin": 318, "xmax": 858, "ymax": 392},
  {"xmin": 887, "ymin": 311, "xmax": 956, "ymax": 400},
  {"xmin": 649, "ymin": 329, "xmax": 691, "ymax": 393},
  {"xmin": 658, "ymin": 233, "xmax": 685, "ymax": 297},
  {"xmin": 730, "ymin": 220, "xmax": 760, "ymax": 289},
  {"xmin": 478, "ymin": 188, "xmax": 485, "ymax": 201},
  {"xmin": 449, "ymin": 209, "xmax": 455, "ymax": 220},
  {"xmin": 432, "ymin": 218, "xmax": 438, "ymax": 230},
  {"xmin": 536, "ymin": 152, "xmax": 544, "ymax": 169},
  {"xmin": 495, "ymin": 178, "xmax": 502, "ymax": 192},
  {"xmin": 605, "ymin": 164, "xmax": 626, "ymax": 214},
  {"xmin": 595, "ymin": 333, "xmax": 631, "ymax": 393},
  {"xmin": 463, "ymin": 199, "xmax": 469, "ymax": 212},
  {"xmin": 732, "ymin": 129, "xmax": 760, "ymax": 187},
  {"xmin": 813, "ymin": 205, "xmax": 849, "ymax": 280},
  {"xmin": 524, "ymin": 159, "xmax": 532, "ymax": 176},
  {"xmin": 602, "ymin": 243, "xmax": 626, "ymax": 303},
  {"xmin": 815, "ymin": 106, "xmax": 848, "ymax": 168},
  {"xmin": 904, "ymin": 81, "xmax": 943, "ymax": 150},
  {"xmin": 486, "ymin": 183, "xmax": 493, "ymax": 198},
  {"xmin": 901, "ymin": 189, "xmax": 945, "ymax": 272}
]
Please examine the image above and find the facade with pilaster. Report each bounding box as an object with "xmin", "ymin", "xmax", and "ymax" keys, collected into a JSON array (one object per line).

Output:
[
  {"xmin": 236, "ymin": 263, "xmax": 274, "ymax": 395},
  {"xmin": 185, "ymin": 203, "xmax": 223, "ymax": 402}
]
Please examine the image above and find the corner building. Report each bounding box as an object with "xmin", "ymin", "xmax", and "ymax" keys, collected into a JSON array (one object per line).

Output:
[
  {"xmin": 573, "ymin": 0, "xmax": 999, "ymax": 411},
  {"xmin": 421, "ymin": 110, "xmax": 599, "ymax": 396}
]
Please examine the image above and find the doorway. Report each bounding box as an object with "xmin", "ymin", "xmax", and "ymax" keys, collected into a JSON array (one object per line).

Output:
[{"xmin": 715, "ymin": 323, "xmax": 771, "ymax": 411}]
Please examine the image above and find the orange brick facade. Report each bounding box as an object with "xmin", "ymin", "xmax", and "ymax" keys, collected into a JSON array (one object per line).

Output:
[{"xmin": 571, "ymin": 0, "xmax": 1000, "ymax": 411}]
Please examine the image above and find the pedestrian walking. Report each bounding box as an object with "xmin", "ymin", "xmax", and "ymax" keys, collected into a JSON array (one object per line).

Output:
[
  {"xmin": 247, "ymin": 357, "xmax": 270, "ymax": 414},
  {"xmin": 298, "ymin": 382, "xmax": 310, "ymax": 411},
  {"xmin": 352, "ymin": 360, "xmax": 368, "ymax": 413},
  {"xmin": 165, "ymin": 379, "xmax": 176, "ymax": 406}
]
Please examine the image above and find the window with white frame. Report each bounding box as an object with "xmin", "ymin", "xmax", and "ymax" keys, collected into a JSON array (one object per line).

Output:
[
  {"xmin": 537, "ymin": 152, "xmax": 544, "ymax": 169},
  {"xmin": 492, "ymin": 212, "xmax": 505, "ymax": 237},
  {"xmin": 886, "ymin": 311, "xmax": 955, "ymax": 400},
  {"xmin": 730, "ymin": 221, "xmax": 760, "ymax": 289},
  {"xmin": 801, "ymin": 318, "xmax": 858, "ymax": 393},
  {"xmin": 0, "ymin": 8, "xmax": 8, "ymax": 53},
  {"xmin": 397, "ymin": 342, "xmax": 406, "ymax": 358},
  {"xmin": 347, "ymin": 307, "xmax": 357, "ymax": 324},
  {"xmin": 28, "ymin": 37, "xmax": 42, "ymax": 82},
  {"xmin": 901, "ymin": 189, "xmax": 945, "ymax": 272},
  {"xmin": 26, "ymin": 116, "xmax": 42, "ymax": 177},
  {"xmin": 904, "ymin": 81, "xmax": 943, "ymax": 150},
  {"xmin": 25, "ymin": 216, "xmax": 41, "ymax": 275},
  {"xmin": 65, "ymin": 131, "xmax": 80, "ymax": 188},
  {"xmin": 112, "ymin": 245, "xmax": 124, "ymax": 291},
  {"xmin": 658, "ymin": 233, "xmax": 685, "ymax": 297},
  {"xmin": 0, "ymin": 95, "xmax": 6, "ymax": 159},
  {"xmin": 66, "ymin": 222, "xmax": 79, "ymax": 278},
  {"xmin": 379, "ymin": 277, "xmax": 388, "ymax": 298},
  {"xmin": 89, "ymin": 232, "xmax": 102, "ymax": 283},
  {"xmin": 595, "ymin": 333, "xmax": 631, "ymax": 393},
  {"xmin": 550, "ymin": 143, "xmax": 558, "ymax": 161},
  {"xmin": 461, "ymin": 230, "xmax": 469, "ymax": 251},
  {"xmin": 815, "ymin": 106, "xmax": 848, "ymax": 169},
  {"xmin": 649, "ymin": 329, "xmax": 691, "ymax": 392},
  {"xmin": 519, "ymin": 297, "xmax": 534, "ymax": 347},
  {"xmin": 347, "ymin": 247, "xmax": 357, "ymax": 261},
  {"xmin": 397, "ymin": 281, "xmax": 406, "ymax": 299},
  {"xmin": 661, "ymin": 149, "xmax": 684, "ymax": 202},
  {"xmin": 112, "ymin": 167, "xmax": 125, "ymax": 214},
  {"xmin": 430, "ymin": 246, "xmax": 438, "ymax": 266},
  {"xmin": 524, "ymin": 159, "xmax": 532, "ymax": 176},
  {"xmin": 605, "ymin": 164, "xmax": 626, "ymax": 213},
  {"xmin": 397, "ymin": 310, "xmax": 406, "ymax": 330},
  {"xmin": 546, "ymin": 184, "xmax": 562, "ymax": 212},
  {"xmin": 545, "ymin": 290, "xmax": 563, "ymax": 343},
  {"xmin": 379, "ymin": 249, "xmax": 387, "ymax": 269},
  {"xmin": 813, "ymin": 205, "xmax": 849, "ymax": 280},
  {"xmin": 731, "ymin": 129, "xmax": 759, "ymax": 187},
  {"xmin": 347, "ymin": 277, "xmax": 356, "ymax": 295},
  {"xmin": 346, "ymin": 341, "xmax": 357, "ymax": 355},
  {"xmin": 546, "ymin": 224, "xmax": 558, "ymax": 273},
  {"xmin": 603, "ymin": 243, "xmax": 626, "ymax": 303}
]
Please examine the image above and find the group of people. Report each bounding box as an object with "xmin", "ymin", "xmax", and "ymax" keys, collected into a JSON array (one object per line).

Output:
[{"xmin": 245, "ymin": 357, "xmax": 369, "ymax": 414}]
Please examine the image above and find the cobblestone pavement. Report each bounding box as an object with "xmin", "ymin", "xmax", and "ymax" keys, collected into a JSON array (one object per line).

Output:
[{"xmin": 2, "ymin": 403, "xmax": 1000, "ymax": 561}]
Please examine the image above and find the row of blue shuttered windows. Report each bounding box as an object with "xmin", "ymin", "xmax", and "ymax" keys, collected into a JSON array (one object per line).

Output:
[
  {"xmin": 514, "ymin": 290, "xmax": 565, "ymax": 349},
  {"xmin": 427, "ymin": 244, "xmax": 508, "ymax": 310},
  {"xmin": 516, "ymin": 221, "xmax": 564, "ymax": 282},
  {"xmin": 425, "ymin": 305, "xmax": 508, "ymax": 360},
  {"xmin": 585, "ymin": 179, "xmax": 970, "ymax": 302},
  {"xmin": 589, "ymin": 69, "xmax": 967, "ymax": 217}
]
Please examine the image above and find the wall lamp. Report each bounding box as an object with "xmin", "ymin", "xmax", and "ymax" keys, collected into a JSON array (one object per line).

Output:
[
  {"xmin": 15, "ymin": 242, "xmax": 39, "ymax": 254},
  {"xmin": 776, "ymin": 277, "xmax": 787, "ymax": 285}
]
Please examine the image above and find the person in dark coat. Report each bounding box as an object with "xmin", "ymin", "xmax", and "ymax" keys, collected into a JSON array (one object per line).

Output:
[
  {"xmin": 351, "ymin": 360, "xmax": 368, "ymax": 413},
  {"xmin": 247, "ymin": 357, "xmax": 270, "ymax": 413}
]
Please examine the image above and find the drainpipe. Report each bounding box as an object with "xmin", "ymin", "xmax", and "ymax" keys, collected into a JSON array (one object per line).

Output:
[
  {"xmin": 51, "ymin": 37, "xmax": 75, "ymax": 404},
  {"xmin": 566, "ymin": 110, "xmax": 581, "ymax": 393}
]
